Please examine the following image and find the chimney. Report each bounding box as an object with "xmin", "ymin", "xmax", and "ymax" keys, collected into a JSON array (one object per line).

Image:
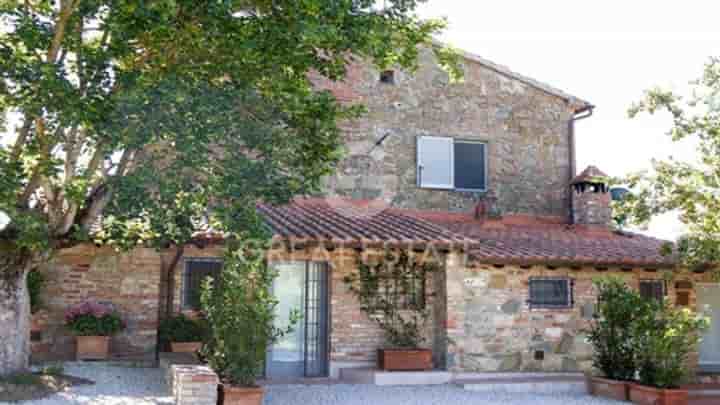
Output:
[{"xmin": 570, "ymin": 166, "xmax": 612, "ymax": 226}]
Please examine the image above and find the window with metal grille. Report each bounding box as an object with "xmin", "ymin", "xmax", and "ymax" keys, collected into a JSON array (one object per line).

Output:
[
  {"xmin": 368, "ymin": 269, "xmax": 427, "ymax": 311},
  {"xmin": 528, "ymin": 278, "xmax": 573, "ymax": 309},
  {"xmin": 639, "ymin": 280, "xmax": 665, "ymax": 302},
  {"xmin": 182, "ymin": 259, "xmax": 222, "ymax": 310}
]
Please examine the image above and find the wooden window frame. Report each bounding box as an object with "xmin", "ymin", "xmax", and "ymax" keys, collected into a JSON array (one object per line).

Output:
[{"xmin": 528, "ymin": 277, "xmax": 574, "ymax": 309}]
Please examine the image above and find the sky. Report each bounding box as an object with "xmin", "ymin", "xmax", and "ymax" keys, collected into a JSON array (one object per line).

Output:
[{"xmin": 417, "ymin": 0, "xmax": 720, "ymax": 240}]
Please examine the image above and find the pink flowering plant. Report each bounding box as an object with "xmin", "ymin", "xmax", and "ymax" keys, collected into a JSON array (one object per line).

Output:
[{"xmin": 65, "ymin": 301, "xmax": 124, "ymax": 336}]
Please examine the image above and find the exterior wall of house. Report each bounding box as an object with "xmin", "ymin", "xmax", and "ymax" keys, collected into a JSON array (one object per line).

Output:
[
  {"xmin": 264, "ymin": 246, "xmax": 445, "ymax": 378},
  {"xmin": 317, "ymin": 47, "xmax": 576, "ymax": 219},
  {"xmin": 31, "ymin": 244, "xmax": 163, "ymax": 362},
  {"xmin": 445, "ymin": 252, "xmax": 712, "ymax": 373}
]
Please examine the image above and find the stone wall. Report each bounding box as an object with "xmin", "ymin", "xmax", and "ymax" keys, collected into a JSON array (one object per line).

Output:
[
  {"xmin": 319, "ymin": 47, "xmax": 576, "ymax": 219},
  {"xmin": 445, "ymin": 253, "xmax": 710, "ymax": 373},
  {"xmin": 572, "ymin": 186, "xmax": 612, "ymax": 226},
  {"xmin": 32, "ymin": 244, "xmax": 162, "ymax": 362}
]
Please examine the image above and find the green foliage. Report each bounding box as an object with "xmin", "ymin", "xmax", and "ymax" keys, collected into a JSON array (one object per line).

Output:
[
  {"xmin": 587, "ymin": 276, "xmax": 710, "ymax": 388},
  {"xmin": 158, "ymin": 314, "xmax": 208, "ymax": 344},
  {"xmin": 633, "ymin": 299, "xmax": 710, "ymax": 388},
  {"xmin": 0, "ymin": 0, "xmax": 455, "ymax": 258},
  {"xmin": 615, "ymin": 58, "xmax": 720, "ymax": 268},
  {"xmin": 200, "ymin": 243, "xmax": 298, "ymax": 387},
  {"xmin": 586, "ymin": 277, "xmax": 648, "ymax": 381},
  {"xmin": 27, "ymin": 269, "xmax": 44, "ymax": 314},
  {"xmin": 343, "ymin": 250, "xmax": 437, "ymax": 349},
  {"xmin": 64, "ymin": 302, "xmax": 124, "ymax": 336}
]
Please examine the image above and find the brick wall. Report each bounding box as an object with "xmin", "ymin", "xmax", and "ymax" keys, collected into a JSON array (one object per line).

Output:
[
  {"xmin": 32, "ymin": 244, "xmax": 162, "ymax": 362},
  {"xmin": 446, "ymin": 253, "xmax": 712, "ymax": 373}
]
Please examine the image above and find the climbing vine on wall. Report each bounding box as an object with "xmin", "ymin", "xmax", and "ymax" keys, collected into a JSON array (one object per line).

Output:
[{"xmin": 343, "ymin": 250, "xmax": 439, "ymax": 348}]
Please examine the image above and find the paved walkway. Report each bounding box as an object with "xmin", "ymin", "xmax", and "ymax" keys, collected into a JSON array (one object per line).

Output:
[{"xmin": 11, "ymin": 363, "xmax": 718, "ymax": 405}]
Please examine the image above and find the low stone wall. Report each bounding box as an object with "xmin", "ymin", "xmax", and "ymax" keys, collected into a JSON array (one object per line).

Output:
[{"xmin": 160, "ymin": 352, "xmax": 217, "ymax": 405}]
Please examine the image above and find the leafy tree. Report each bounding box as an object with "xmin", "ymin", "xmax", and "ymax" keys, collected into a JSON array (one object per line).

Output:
[
  {"xmin": 615, "ymin": 58, "xmax": 720, "ymax": 269},
  {"xmin": 0, "ymin": 0, "xmax": 454, "ymax": 374}
]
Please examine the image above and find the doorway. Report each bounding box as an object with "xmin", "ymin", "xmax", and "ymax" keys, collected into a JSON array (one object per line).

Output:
[
  {"xmin": 697, "ymin": 283, "xmax": 720, "ymax": 372},
  {"xmin": 266, "ymin": 262, "xmax": 329, "ymax": 379}
]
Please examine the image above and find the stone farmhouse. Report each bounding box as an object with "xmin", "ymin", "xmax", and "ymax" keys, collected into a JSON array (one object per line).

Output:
[{"xmin": 30, "ymin": 46, "xmax": 720, "ymax": 379}]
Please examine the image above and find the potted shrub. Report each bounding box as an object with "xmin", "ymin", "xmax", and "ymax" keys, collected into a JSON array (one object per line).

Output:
[
  {"xmin": 586, "ymin": 277, "xmax": 646, "ymax": 401},
  {"xmin": 64, "ymin": 301, "xmax": 124, "ymax": 360},
  {"xmin": 201, "ymin": 245, "xmax": 297, "ymax": 405},
  {"xmin": 344, "ymin": 251, "xmax": 438, "ymax": 371},
  {"xmin": 628, "ymin": 299, "xmax": 709, "ymax": 405},
  {"xmin": 158, "ymin": 314, "xmax": 208, "ymax": 354}
]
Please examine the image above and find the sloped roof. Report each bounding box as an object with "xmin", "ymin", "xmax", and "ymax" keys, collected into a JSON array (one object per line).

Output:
[
  {"xmin": 571, "ymin": 165, "xmax": 609, "ymax": 185},
  {"xmin": 257, "ymin": 198, "xmax": 675, "ymax": 268},
  {"xmin": 403, "ymin": 210, "xmax": 674, "ymax": 268},
  {"xmin": 256, "ymin": 198, "xmax": 467, "ymax": 248}
]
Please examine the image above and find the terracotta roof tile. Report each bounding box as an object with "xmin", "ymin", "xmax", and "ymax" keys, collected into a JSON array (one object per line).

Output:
[{"xmin": 256, "ymin": 198, "xmax": 675, "ymax": 268}]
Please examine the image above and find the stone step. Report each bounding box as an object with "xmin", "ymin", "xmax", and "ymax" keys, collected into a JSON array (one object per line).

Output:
[
  {"xmin": 459, "ymin": 375, "xmax": 587, "ymax": 395},
  {"xmin": 339, "ymin": 368, "xmax": 452, "ymax": 386}
]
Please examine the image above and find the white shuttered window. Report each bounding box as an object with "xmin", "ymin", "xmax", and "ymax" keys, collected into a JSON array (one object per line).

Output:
[{"xmin": 416, "ymin": 136, "xmax": 454, "ymax": 189}]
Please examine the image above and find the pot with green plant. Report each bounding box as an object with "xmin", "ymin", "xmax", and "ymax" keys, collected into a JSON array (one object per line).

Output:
[
  {"xmin": 628, "ymin": 299, "xmax": 709, "ymax": 405},
  {"xmin": 158, "ymin": 314, "xmax": 208, "ymax": 354},
  {"xmin": 585, "ymin": 277, "xmax": 646, "ymax": 401},
  {"xmin": 201, "ymin": 245, "xmax": 297, "ymax": 405},
  {"xmin": 64, "ymin": 301, "xmax": 124, "ymax": 360},
  {"xmin": 343, "ymin": 250, "xmax": 438, "ymax": 371}
]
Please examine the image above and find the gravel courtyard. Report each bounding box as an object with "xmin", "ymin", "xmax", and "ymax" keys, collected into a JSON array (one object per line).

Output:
[{"xmin": 9, "ymin": 364, "xmax": 628, "ymax": 405}]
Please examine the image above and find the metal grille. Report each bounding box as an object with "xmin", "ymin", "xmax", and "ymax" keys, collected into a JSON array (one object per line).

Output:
[
  {"xmin": 304, "ymin": 262, "xmax": 329, "ymax": 377},
  {"xmin": 639, "ymin": 280, "xmax": 665, "ymax": 301},
  {"xmin": 528, "ymin": 278, "xmax": 573, "ymax": 309},
  {"xmin": 183, "ymin": 259, "xmax": 222, "ymax": 310}
]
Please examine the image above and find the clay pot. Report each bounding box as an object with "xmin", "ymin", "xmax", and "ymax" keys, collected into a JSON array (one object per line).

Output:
[
  {"xmin": 377, "ymin": 349, "xmax": 433, "ymax": 371},
  {"xmin": 587, "ymin": 376, "xmax": 630, "ymax": 401},
  {"xmin": 76, "ymin": 336, "xmax": 110, "ymax": 360},
  {"xmin": 221, "ymin": 385, "xmax": 264, "ymax": 405},
  {"xmin": 628, "ymin": 383, "xmax": 688, "ymax": 405},
  {"xmin": 170, "ymin": 341, "xmax": 203, "ymax": 354}
]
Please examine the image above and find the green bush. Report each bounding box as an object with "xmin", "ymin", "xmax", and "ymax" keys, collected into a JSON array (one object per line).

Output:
[
  {"xmin": 586, "ymin": 277, "xmax": 648, "ymax": 381},
  {"xmin": 633, "ymin": 300, "xmax": 709, "ymax": 388},
  {"xmin": 64, "ymin": 301, "xmax": 124, "ymax": 336},
  {"xmin": 201, "ymin": 246, "xmax": 297, "ymax": 387},
  {"xmin": 27, "ymin": 270, "xmax": 45, "ymax": 314},
  {"xmin": 159, "ymin": 314, "xmax": 208, "ymax": 343}
]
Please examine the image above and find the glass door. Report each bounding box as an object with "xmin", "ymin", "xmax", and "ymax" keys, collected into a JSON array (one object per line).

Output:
[
  {"xmin": 698, "ymin": 284, "xmax": 720, "ymax": 372},
  {"xmin": 266, "ymin": 262, "xmax": 328, "ymax": 379}
]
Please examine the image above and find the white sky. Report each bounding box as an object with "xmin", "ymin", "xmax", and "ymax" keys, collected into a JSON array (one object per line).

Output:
[{"xmin": 418, "ymin": 0, "xmax": 720, "ymax": 240}]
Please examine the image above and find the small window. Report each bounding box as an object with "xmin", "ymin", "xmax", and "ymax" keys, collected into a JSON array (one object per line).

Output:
[
  {"xmin": 529, "ymin": 278, "xmax": 573, "ymax": 309},
  {"xmin": 182, "ymin": 259, "xmax": 222, "ymax": 310},
  {"xmin": 417, "ymin": 136, "xmax": 487, "ymax": 191},
  {"xmin": 380, "ymin": 70, "xmax": 395, "ymax": 84},
  {"xmin": 454, "ymin": 141, "xmax": 487, "ymax": 191},
  {"xmin": 639, "ymin": 280, "xmax": 665, "ymax": 302}
]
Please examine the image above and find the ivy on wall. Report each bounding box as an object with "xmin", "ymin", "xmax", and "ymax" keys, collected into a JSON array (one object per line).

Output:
[{"xmin": 343, "ymin": 250, "xmax": 439, "ymax": 349}]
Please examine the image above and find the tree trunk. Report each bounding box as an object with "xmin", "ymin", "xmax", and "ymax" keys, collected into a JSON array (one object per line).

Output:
[{"xmin": 0, "ymin": 253, "xmax": 33, "ymax": 376}]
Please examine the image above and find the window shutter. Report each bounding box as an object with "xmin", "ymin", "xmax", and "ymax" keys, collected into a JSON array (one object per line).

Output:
[
  {"xmin": 417, "ymin": 136, "xmax": 453, "ymax": 189},
  {"xmin": 640, "ymin": 280, "xmax": 665, "ymax": 301}
]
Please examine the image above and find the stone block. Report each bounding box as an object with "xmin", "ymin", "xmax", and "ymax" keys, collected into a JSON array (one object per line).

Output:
[
  {"xmin": 501, "ymin": 299, "xmax": 521, "ymax": 314},
  {"xmin": 488, "ymin": 274, "xmax": 507, "ymax": 289}
]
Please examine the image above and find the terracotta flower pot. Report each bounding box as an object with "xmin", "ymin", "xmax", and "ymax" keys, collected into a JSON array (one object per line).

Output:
[
  {"xmin": 170, "ymin": 341, "xmax": 203, "ymax": 354},
  {"xmin": 377, "ymin": 349, "xmax": 433, "ymax": 371},
  {"xmin": 587, "ymin": 376, "xmax": 630, "ymax": 401},
  {"xmin": 221, "ymin": 385, "xmax": 264, "ymax": 405},
  {"xmin": 628, "ymin": 383, "xmax": 688, "ymax": 405},
  {"xmin": 76, "ymin": 335, "xmax": 110, "ymax": 360}
]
